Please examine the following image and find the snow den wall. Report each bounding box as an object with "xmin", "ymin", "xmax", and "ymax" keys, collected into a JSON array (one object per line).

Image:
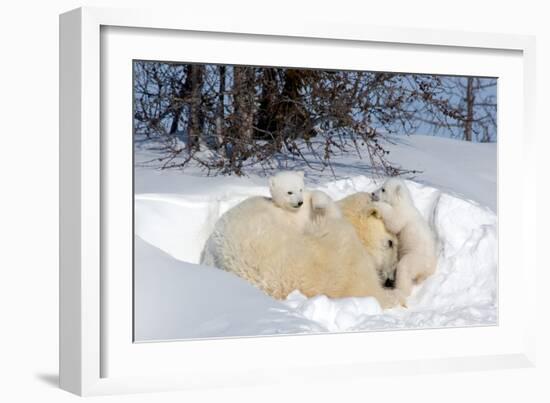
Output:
[{"xmin": 134, "ymin": 176, "xmax": 497, "ymax": 340}]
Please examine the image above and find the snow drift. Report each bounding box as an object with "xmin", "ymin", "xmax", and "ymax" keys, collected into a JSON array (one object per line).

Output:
[{"xmin": 134, "ymin": 175, "xmax": 497, "ymax": 341}]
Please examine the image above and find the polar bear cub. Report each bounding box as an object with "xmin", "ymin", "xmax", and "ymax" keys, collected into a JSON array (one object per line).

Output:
[
  {"xmin": 371, "ymin": 178, "xmax": 437, "ymax": 297},
  {"xmin": 337, "ymin": 192, "xmax": 399, "ymax": 287},
  {"xmin": 269, "ymin": 171, "xmax": 341, "ymax": 234}
]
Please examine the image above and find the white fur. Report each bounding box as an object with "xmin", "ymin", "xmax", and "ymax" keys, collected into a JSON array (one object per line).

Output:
[
  {"xmin": 372, "ymin": 178, "xmax": 438, "ymax": 298},
  {"xmin": 269, "ymin": 171, "xmax": 306, "ymax": 212}
]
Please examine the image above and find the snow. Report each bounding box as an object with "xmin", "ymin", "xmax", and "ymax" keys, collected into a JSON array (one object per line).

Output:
[
  {"xmin": 135, "ymin": 237, "xmax": 322, "ymax": 341},
  {"xmin": 383, "ymin": 135, "xmax": 497, "ymax": 211},
  {"xmin": 134, "ymin": 134, "xmax": 497, "ymax": 341}
]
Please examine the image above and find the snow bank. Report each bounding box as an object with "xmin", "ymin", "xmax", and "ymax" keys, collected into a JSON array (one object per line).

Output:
[
  {"xmin": 135, "ymin": 236, "xmax": 322, "ymax": 341},
  {"xmin": 383, "ymin": 135, "xmax": 497, "ymax": 211},
  {"xmin": 135, "ymin": 135, "xmax": 496, "ymax": 211},
  {"xmin": 134, "ymin": 175, "xmax": 497, "ymax": 340}
]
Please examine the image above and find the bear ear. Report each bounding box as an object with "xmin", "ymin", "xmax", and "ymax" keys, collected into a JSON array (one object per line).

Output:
[
  {"xmin": 269, "ymin": 177, "xmax": 276, "ymax": 189},
  {"xmin": 369, "ymin": 207, "xmax": 381, "ymax": 219},
  {"xmin": 394, "ymin": 184, "xmax": 402, "ymax": 197}
]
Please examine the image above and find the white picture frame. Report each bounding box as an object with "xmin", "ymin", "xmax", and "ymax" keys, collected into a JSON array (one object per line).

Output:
[{"xmin": 59, "ymin": 6, "xmax": 537, "ymax": 396}]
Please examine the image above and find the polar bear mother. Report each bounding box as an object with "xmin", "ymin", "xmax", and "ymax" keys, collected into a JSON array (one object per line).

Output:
[{"xmin": 201, "ymin": 171, "xmax": 403, "ymax": 309}]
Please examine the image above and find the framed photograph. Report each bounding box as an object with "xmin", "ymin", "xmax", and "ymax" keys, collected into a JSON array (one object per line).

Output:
[{"xmin": 60, "ymin": 6, "xmax": 537, "ymax": 396}]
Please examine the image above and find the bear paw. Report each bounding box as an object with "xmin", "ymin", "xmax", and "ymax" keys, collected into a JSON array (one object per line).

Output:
[
  {"xmin": 364, "ymin": 206, "xmax": 381, "ymax": 219},
  {"xmin": 311, "ymin": 190, "xmax": 331, "ymax": 212}
]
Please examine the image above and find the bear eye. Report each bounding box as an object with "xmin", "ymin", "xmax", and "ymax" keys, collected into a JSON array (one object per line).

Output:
[
  {"xmin": 388, "ymin": 239, "xmax": 393, "ymax": 248},
  {"xmin": 287, "ymin": 191, "xmax": 293, "ymax": 195},
  {"xmin": 382, "ymin": 188, "xmax": 385, "ymax": 193}
]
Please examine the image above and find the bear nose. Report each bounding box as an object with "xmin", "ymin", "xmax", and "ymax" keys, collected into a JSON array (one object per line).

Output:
[
  {"xmin": 297, "ymin": 201, "xmax": 303, "ymax": 206},
  {"xmin": 384, "ymin": 278, "xmax": 395, "ymax": 288}
]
